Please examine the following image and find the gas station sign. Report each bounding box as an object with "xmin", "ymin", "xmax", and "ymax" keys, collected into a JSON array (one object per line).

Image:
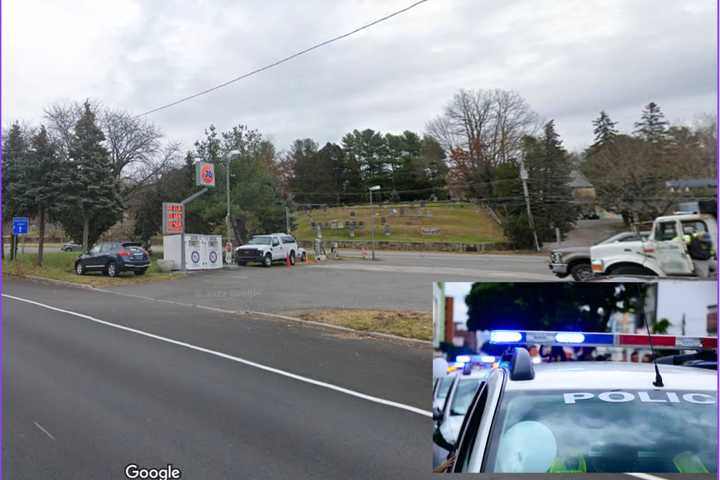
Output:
[
  {"xmin": 195, "ymin": 162, "xmax": 216, "ymax": 187},
  {"xmin": 162, "ymin": 202, "xmax": 184, "ymax": 235}
]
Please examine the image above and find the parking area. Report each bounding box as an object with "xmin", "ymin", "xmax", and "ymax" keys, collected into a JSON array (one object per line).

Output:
[{"xmin": 102, "ymin": 250, "xmax": 554, "ymax": 314}]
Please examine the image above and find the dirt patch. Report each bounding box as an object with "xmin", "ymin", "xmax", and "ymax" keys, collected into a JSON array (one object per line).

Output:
[{"xmin": 285, "ymin": 308, "xmax": 432, "ymax": 341}]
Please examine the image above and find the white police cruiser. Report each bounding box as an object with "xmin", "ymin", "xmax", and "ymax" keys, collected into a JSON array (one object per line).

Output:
[{"xmin": 445, "ymin": 330, "xmax": 717, "ymax": 474}]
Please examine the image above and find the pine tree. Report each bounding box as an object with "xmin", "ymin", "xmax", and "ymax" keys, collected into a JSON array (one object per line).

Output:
[
  {"xmin": 2, "ymin": 123, "xmax": 30, "ymax": 259},
  {"xmin": 633, "ymin": 102, "xmax": 669, "ymax": 144},
  {"xmin": 17, "ymin": 126, "xmax": 63, "ymax": 265},
  {"xmin": 591, "ymin": 111, "xmax": 618, "ymax": 147},
  {"xmin": 57, "ymin": 101, "xmax": 124, "ymax": 250}
]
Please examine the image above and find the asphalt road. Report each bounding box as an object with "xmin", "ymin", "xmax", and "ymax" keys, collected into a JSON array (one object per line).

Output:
[
  {"xmin": 103, "ymin": 251, "xmax": 555, "ymax": 314},
  {"xmin": 4, "ymin": 278, "xmax": 431, "ymax": 479}
]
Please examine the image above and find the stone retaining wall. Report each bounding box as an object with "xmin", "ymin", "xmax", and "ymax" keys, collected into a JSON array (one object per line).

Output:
[{"xmin": 298, "ymin": 239, "xmax": 514, "ymax": 253}]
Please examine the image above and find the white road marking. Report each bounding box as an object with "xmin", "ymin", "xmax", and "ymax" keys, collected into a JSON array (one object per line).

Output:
[
  {"xmin": 5, "ymin": 294, "xmax": 432, "ymax": 418},
  {"xmin": 625, "ymin": 473, "xmax": 670, "ymax": 480},
  {"xmin": 33, "ymin": 421, "xmax": 55, "ymax": 441}
]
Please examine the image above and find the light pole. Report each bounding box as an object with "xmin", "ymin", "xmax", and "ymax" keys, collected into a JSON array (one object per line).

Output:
[
  {"xmin": 369, "ymin": 185, "xmax": 381, "ymax": 261},
  {"xmin": 224, "ymin": 150, "xmax": 241, "ymax": 246}
]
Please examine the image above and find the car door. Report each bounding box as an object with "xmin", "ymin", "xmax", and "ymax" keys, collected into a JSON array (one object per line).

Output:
[
  {"xmin": 652, "ymin": 220, "xmax": 693, "ymax": 275},
  {"xmin": 271, "ymin": 236, "xmax": 283, "ymax": 260},
  {"xmin": 84, "ymin": 244, "xmax": 104, "ymax": 269}
]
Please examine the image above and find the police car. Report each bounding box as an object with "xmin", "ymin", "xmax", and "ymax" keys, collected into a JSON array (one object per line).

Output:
[{"xmin": 444, "ymin": 330, "xmax": 717, "ymax": 474}]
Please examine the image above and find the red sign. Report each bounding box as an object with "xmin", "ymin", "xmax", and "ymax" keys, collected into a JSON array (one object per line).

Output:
[
  {"xmin": 162, "ymin": 202, "xmax": 184, "ymax": 235},
  {"xmin": 195, "ymin": 162, "xmax": 216, "ymax": 187}
]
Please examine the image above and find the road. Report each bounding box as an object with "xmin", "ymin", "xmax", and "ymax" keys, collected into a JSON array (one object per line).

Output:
[
  {"xmin": 3, "ymin": 278, "xmax": 430, "ymax": 479},
  {"xmin": 101, "ymin": 251, "xmax": 555, "ymax": 314}
]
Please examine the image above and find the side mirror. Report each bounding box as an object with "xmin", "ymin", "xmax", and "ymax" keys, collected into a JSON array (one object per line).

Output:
[{"xmin": 433, "ymin": 427, "xmax": 455, "ymax": 451}]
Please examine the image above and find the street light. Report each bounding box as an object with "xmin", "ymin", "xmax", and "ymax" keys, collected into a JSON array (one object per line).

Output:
[
  {"xmin": 369, "ymin": 185, "xmax": 381, "ymax": 261},
  {"xmin": 224, "ymin": 149, "xmax": 241, "ymax": 247}
]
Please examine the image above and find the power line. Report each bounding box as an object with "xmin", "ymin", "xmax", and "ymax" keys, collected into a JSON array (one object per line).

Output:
[{"xmin": 136, "ymin": 0, "xmax": 431, "ymax": 118}]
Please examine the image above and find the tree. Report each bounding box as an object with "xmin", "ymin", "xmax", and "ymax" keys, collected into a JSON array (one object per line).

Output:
[
  {"xmin": 287, "ymin": 139, "xmax": 326, "ymax": 203},
  {"xmin": 2, "ymin": 123, "xmax": 30, "ymax": 259},
  {"xmin": 56, "ymin": 101, "xmax": 124, "ymax": 250},
  {"xmin": 16, "ymin": 126, "xmax": 63, "ymax": 265},
  {"xmin": 342, "ymin": 129, "xmax": 389, "ymax": 192},
  {"xmin": 507, "ymin": 121, "xmax": 576, "ymax": 246},
  {"xmin": 464, "ymin": 282, "xmax": 650, "ymax": 333},
  {"xmin": 633, "ymin": 102, "xmax": 669, "ymax": 144},
  {"xmin": 427, "ymin": 89, "xmax": 537, "ymax": 199},
  {"xmin": 591, "ymin": 111, "xmax": 618, "ymax": 148}
]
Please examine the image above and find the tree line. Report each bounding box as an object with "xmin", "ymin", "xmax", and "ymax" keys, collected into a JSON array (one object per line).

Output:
[{"xmin": 4, "ymin": 90, "xmax": 715, "ymax": 261}]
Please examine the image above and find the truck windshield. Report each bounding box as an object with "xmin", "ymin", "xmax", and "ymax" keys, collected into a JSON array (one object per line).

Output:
[
  {"xmin": 484, "ymin": 390, "xmax": 716, "ymax": 473},
  {"xmin": 248, "ymin": 236, "xmax": 272, "ymax": 245}
]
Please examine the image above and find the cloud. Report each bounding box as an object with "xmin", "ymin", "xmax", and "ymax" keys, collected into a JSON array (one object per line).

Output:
[{"xmin": 2, "ymin": 0, "xmax": 715, "ymax": 153}]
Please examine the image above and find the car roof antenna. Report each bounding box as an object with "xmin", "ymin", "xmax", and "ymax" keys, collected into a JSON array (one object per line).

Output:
[{"xmin": 644, "ymin": 317, "xmax": 664, "ymax": 388}]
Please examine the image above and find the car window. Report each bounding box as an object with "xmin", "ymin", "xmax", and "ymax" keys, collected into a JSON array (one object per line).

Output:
[
  {"xmin": 655, "ymin": 222, "xmax": 678, "ymax": 241},
  {"xmin": 681, "ymin": 220, "xmax": 708, "ymax": 236},
  {"xmin": 450, "ymin": 378, "xmax": 483, "ymax": 416},
  {"xmin": 89, "ymin": 245, "xmax": 101, "ymax": 255},
  {"xmin": 435, "ymin": 376, "xmax": 454, "ymax": 402},
  {"xmin": 282, "ymin": 235, "xmax": 295, "ymax": 244},
  {"xmin": 248, "ymin": 236, "xmax": 271, "ymax": 245},
  {"xmin": 485, "ymin": 390, "xmax": 716, "ymax": 473},
  {"xmin": 272, "ymin": 238, "xmax": 280, "ymax": 246}
]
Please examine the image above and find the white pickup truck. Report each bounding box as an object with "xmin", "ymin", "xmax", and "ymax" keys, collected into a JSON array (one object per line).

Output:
[
  {"xmin": 234, "ymin": 233, "xmax": 305, "ymax": 267},
  {"xmin": 591, "ymin": 212, "xmax": 717, "ymax": 277}
]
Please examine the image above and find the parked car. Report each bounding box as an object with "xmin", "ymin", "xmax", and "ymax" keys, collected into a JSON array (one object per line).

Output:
[
  {"xmin": 235, "ymin": 233, "xmax": 299, "ymax": 267},
  {"xmin": 549, "ymin": 231, "xmax": 649, "ymax": 281},
  {"xmin": 74, "ymin": 241, "xmax": 150, "ymax": 277},
  {"xmin": 61, "ymin": 242, "xmax": 82, "ymax": 252}
]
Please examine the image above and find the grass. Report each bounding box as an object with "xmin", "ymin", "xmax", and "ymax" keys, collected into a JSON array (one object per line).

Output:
[
  {"xmin": 293, "ymin": 202, "xmax": 505, "ymax": 244},
  {"xmin": 287, "ymin": 309, "xmax": 432, "ymax": 341},
  {"xmin": 3, "ymin": 251, "xmax": 183, "ymax": 287}
]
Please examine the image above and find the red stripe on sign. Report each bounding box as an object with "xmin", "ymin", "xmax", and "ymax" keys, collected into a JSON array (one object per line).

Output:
[
  {"xmin": 702, "ymin": 337, "xmax": 718, "ymax": 349},
  {"xmin": 619, "ymin": 335, "xmax": 675, "ymax": 347}
]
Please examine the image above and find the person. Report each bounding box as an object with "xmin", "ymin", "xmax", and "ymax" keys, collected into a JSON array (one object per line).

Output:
[
  {"xmin": 224, "ymin": 241, "xmax": 233, "ymax": 265},
  {"xmin": 684, "ymin": 230, "xmax": 714, "ymax": 278},
  {"xmin": 630, "ymin": 351, "xmax": 639, "ymax": 363}
]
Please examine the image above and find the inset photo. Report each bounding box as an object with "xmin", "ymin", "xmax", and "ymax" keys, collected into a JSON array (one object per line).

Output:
[{"xmin": 432, "ymin": 281, "xmax": 717, "ymax": 475}]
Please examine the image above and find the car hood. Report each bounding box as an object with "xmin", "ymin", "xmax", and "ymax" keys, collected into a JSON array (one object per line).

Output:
[
  {"xmin": 236, "ymin": 244, "xmax": 267, "ymax": 250},
  {"xmin": 551, "ymin": 246, "xmax": 590, "ymax": 254}
]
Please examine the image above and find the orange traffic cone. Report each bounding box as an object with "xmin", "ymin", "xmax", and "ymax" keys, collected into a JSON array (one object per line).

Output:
[{"xmin": 286, "ymin": 254, "xmax": 291, "ymax": 268}]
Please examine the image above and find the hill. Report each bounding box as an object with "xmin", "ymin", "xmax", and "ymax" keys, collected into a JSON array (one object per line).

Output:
[{"xmin": 293, "ymin": 202, "xmax": 505, "ymax": 245}]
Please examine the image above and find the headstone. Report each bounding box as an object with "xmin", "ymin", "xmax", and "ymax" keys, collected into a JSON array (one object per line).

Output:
[{"xmin": 383, "ymin": 224, "xmax": 391, "ymax": 236}]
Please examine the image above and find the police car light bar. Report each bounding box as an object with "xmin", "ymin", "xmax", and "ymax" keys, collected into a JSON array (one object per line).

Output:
[{"xmin": 489, "ymin": 330, "xmax": 717, "ymax": 350}]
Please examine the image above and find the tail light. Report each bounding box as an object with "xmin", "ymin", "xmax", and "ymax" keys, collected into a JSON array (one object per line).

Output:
[{"xmin": 118, "ymin": 249, "xmax": 130, "ymax": 257}]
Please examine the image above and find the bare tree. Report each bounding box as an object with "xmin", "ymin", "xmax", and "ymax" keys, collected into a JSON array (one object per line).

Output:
[
  {"xmin": 427, "ymin": 89, "xmax": 537, "ymax": 198},
  {"xmin": 45, "ymin": 101, "xmax": 177, "ymax": 194}
]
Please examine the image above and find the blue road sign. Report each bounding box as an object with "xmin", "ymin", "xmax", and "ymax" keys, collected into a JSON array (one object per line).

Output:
[{"xmin": 12, "ymin": 217, "xmax": 29, "ymax": 235}]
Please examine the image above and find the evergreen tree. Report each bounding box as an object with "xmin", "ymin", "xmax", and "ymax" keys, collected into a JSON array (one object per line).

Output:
[
  {"xmin": 633, "ymin": 102, "xmax": 669, "ymax": 144},
  {"xmin": 56, "ymin": 101, "xmax": 124, "ymax": 250},
  {"xmin": 591, "ymin": 111, "xmax": 618, "ymax": 147},
  {"xmin": 2, "ymin": 123, "xmax": 30, "ymax": 259},
  {"xmin": 17, "ymin": 126, "xmax": 63, "ymax": 264}
]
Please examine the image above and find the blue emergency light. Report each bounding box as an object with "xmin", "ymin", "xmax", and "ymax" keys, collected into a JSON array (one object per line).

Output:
[{"xmin": 488, "ymin": 330, "xmax": 716, "ymax": 350}]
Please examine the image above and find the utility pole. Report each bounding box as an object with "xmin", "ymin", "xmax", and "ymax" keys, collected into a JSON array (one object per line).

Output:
[
  {"xmin": 369, "ymin": 185, "xmax": 381, "ymax": 261},
  {"xmin": 519, "ymin": 158, "xmax": 540, "ymax": 252},
  {"xmin": 285, "ymin": 206, "xmax": 290, "ymax": 233},
  {"xmin": 224, "ymin": 150, "xmax": 241, "ymax": 246}
]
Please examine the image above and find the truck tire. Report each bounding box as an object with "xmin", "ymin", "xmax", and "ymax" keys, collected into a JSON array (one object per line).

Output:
[
  {"xmin": 608, "ymin": 264, "xmax": 656, "ymax": 276},
  {"xmin": 289, "ymin": 251, "xmax": 296, "ymax": 265},
  {"xmin": 569, "ymin": 262, "xmax": 594, "ymax": 282},
  {"xmin": 263, "ymin": 253, "xmax": 272, "ymax": 267}
]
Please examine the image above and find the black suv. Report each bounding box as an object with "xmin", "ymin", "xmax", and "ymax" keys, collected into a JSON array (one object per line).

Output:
[{"xmin": 75, "ymin": 241, "xmax": 150, "ymax": 277}]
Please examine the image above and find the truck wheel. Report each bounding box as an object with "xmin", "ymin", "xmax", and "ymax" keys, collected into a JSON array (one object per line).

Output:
[
  {"xmin": 609, "ymin": 265, "xmax": 656, "ymax": 276},
  {"xmin": 263, "ymin": 253, "xmax": 272, "ymax": 267},
  {"xmin": 569, "ymin": 263, "xmax": 594, "ymax": 282},
  {"xmin": 301, "ymin": 252, "xmax": 307, "ymax": 263},
  {"xmin": 289, "ymin": 251, "xmax": 296, "ymax": 265}
]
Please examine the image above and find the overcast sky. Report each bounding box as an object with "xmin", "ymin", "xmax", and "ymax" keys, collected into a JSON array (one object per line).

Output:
[{"xmin": 2, "ymin": 0, "xmax": 716, "ymax": 155}]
